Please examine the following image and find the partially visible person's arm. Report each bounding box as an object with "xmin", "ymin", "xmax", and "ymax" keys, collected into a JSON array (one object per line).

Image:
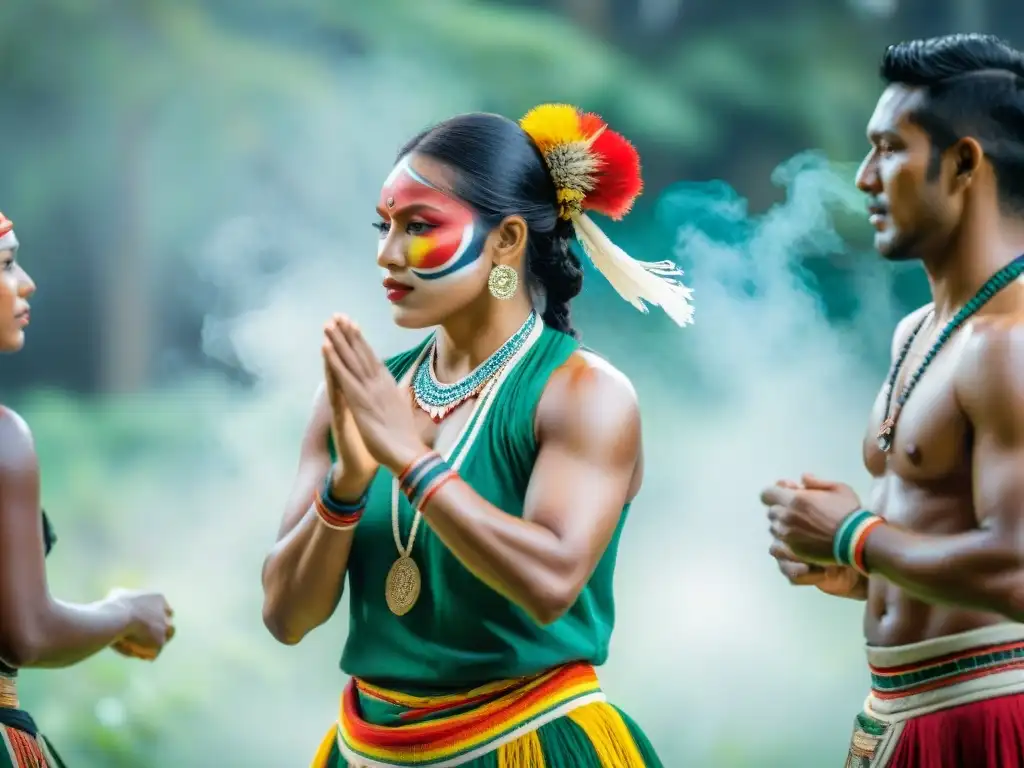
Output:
[
  {"xmin": 863, "ymin": 323, "xmax": 1024, "ymax": 617},
  {"xmin": 412, "ymin": 353, "xmax": 642, "ymax": 625},
  {"xmin": 0, "ymin": 408, "xmax": 134, "ymax": 668}
]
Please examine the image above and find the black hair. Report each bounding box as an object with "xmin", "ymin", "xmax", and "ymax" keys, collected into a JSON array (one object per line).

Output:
[
  {"xmin": 398, "ymin": 113, "xmax": 583, "ymax": 337},
  {"xmin": 881, "ymin": 34, "xmax": 1024, "ymax": 212}
]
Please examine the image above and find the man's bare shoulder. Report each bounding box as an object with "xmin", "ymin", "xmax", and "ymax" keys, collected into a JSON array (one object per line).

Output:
[
  {"xmin": 956, "ymin": 313, "xmax": 1024, "ymax": 432},
  {"xmin": 891, "ymin": 303, "xmax": 935, "ymax": 359},
  {"xmin": 0, "ymin": 407, "xmax": 36, "ymax": 474},
  {"xmin": 961, "ymin": 311, "xmax": 1024, "ymax": 372}
]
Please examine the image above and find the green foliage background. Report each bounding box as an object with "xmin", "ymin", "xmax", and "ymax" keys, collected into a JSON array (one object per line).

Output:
[{"xmin": 0, "ymin": 1, "xmax": 1009, "ymax": 765}]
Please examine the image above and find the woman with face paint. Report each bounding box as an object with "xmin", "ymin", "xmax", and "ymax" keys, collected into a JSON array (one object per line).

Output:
[
  {"xmin": 261, "ymin": 105, "xmax": 694, "ymax": 768},
  {"xmin": 0, "ymin": 213, "xmax": 176, "ymax": 767}
]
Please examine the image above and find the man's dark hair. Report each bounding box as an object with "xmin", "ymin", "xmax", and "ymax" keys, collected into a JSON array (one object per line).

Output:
[
  {"xmin": 881, "ymin": 34, "xmax": 1024, "ymax": 211},
  {"xmin": 399, "ymin": 114, "xmax": 583, "ymax": 337}
]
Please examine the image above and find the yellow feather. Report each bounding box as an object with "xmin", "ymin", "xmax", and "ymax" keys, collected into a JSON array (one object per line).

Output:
[{"xmin": 519, "ymin": 104, "xmax": 584, "ymax": 152}]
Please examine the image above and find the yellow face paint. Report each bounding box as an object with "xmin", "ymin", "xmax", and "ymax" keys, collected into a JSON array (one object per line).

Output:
[{"xmin": 406, "ymin": 235, "xmax": 435, "ymax": 269}]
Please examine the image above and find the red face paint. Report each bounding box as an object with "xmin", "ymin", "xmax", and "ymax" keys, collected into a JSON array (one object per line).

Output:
[{"xmin": 377, "ymin": 158, "xmax": 487, "ymax": 280}]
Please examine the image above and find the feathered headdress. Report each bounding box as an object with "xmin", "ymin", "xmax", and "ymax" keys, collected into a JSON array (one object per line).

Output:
[
  {"xmin": 519, "ymin": 104, "xmax": 694, "ymax": 327},
  {"xmin": 0, "ymin": 212, "xmax": 17, "ymax": 251}
]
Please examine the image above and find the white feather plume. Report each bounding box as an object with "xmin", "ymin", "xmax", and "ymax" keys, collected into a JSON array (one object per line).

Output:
[{"xmin": 570, "ymin": 212, "xmax": 694, "ymax": 327}]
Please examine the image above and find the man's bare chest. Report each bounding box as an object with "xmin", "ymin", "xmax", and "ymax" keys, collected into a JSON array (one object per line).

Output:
[{"xmin": 863, "ymin": 349, "xmax": 972, "ymax": 487}]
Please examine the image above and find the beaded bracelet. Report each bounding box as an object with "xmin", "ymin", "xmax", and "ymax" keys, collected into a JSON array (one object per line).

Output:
[
  {"xmin": 399, "ymin": 451, "xmax": 458, "ymax": 511},
  {"xmin": 313, "ymin": 470, "xmax": 369, "ymax": 530},
  {"xmin": 833, "ymin": 508, "xmax": 885, "ymax": 576}
]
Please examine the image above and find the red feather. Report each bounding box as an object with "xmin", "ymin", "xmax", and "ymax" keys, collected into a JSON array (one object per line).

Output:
[
  {"xmin": 579, "ymin": 112, "xmax": 643, "ymax": 220},
  {"xmin": 578, "ymin": 112, "xmax": 606, "ymax": 137}
]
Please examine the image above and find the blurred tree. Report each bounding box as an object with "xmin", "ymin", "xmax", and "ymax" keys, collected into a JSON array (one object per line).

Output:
[
  {"xmin": 0, "ymin": 0, "xmax": 1004, "ymax": 397},
  {"xmin": 0, "ymin": 0, "xmax": 357, "ymax": 392}
]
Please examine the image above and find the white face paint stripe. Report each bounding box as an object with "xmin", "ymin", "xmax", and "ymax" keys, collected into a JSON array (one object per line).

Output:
[
  {"xmin": 404, "ymin": 163, "xmax": 439, "ymax": 189},
  {"xmin": 382, "ymin": 156, "xmax": 411, "ymax": 188},
  {"xmin": 377, "ymin": 159, "xmax": 481, "ymax": 277},
  {"xmin": 382, "ymin": 157, "xmax": 443, "ymax": 196}
]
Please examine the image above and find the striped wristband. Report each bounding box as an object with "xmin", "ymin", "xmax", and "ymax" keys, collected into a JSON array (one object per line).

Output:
[
  {"xmin": 399, "ymin": 452, "xmax": 458, "ymax": 510},
  {"xmin": 314, "ymin": 471, "xmax": 369, "ymax": 530},
  {"xmin": 833, "ymin": 508, "xmax": 885, "ymax": 575}
]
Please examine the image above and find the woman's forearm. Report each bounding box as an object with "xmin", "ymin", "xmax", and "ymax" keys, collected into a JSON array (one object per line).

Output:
[
  {"xmin": 420, "ymin": 479, "xmax": 573, "ymax": 624},
  {"xmin": 261, "ymin": 466, "xmax": 371, "ymax": 645},
  {"xmin": 5, "ymin": 596, "xmax": 133, "ymax": 669},
  {"xmin": 261, "ymin": 508, "xmax": 355, "ymax": 644}
]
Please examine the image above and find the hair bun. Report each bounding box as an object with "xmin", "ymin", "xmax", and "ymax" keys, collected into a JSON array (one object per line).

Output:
[{"xmin": 519, "ymin": 104, "xmax": 643, "ymax": 221}]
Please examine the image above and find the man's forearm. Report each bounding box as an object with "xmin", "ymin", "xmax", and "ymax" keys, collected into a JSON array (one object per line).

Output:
[
  {"xmin": 847, "ymin": 573, "xmax": 869, "ymax": 601},
  {"xmin": 863, "ymin": 525, "xmax": 1023, "ymax": 616}
]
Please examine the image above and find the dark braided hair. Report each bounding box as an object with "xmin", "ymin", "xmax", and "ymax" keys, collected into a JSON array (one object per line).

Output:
[{"xmin": 398, "ymin": 113, "xmax": 584, "ymax": 337}]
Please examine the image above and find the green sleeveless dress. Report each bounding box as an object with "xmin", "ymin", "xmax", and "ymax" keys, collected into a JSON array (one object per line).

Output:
[{"xmin": 319, "ymin": 321, "xmax": 662, "ymax": 767}]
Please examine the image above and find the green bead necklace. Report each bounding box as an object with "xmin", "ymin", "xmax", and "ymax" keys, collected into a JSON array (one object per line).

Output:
[
  {"xmin": 412, "ymin": 311, "xmax": 538, "ymax": 422},
  {"xmin": 877, "ymin": 254, "xmax": 1024, "ymax": 453}
]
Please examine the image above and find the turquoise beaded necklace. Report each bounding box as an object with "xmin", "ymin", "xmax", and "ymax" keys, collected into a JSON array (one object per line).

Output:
[
  {"xmin": 411, "ymin": 311, "xmax": 538, "ymax": 422},
  {"xmin": 877, "ymin": 253, "xmax": 1024, "ymax": 452}
]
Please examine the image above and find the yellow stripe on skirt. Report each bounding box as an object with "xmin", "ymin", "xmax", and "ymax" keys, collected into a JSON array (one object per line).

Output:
[{"xmin": 311, "ymin": 663, "xmax": 663, "ymax": 768}]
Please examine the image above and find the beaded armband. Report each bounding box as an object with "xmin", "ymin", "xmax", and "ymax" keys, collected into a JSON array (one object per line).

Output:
[
  {"xmin": 398, "ymin": 452, "xmax": 458, "ymax": 511},
  {"xmin": 313, "ymin": 470, "xmax": 368, "ymax": 530},
  {"xmin": 833, "ymin": 508, "xmax": 885, "ymax": 576}
]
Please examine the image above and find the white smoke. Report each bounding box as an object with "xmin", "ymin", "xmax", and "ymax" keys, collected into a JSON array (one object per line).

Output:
[
  {"xmin": 26, "ymin": 55, "xmax": 912, "ymax": 768},
  {"xmin": 603, "ymin": 153, "xmax": 903, "ymax": 762}
]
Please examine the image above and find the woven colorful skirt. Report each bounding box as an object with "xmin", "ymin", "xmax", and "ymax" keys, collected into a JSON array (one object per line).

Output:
[
  {"xmin": 846, "ymin": 623, "xmax": 1024, "ymax": 767},
  {"xmin": 0, "ymin": 708, "xmax": 65, "ymax": 768},
  {"xmin": 311, "ymin": 662, "xmax": 663, "ymax": 767}
]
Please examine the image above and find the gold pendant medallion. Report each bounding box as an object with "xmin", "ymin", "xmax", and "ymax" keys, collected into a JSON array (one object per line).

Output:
[{"xmin": 385, "ymin": 556, "xmax": 421, "ymax": 616}]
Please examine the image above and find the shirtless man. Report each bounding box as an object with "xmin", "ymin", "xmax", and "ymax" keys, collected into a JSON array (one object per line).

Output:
[{"xmin": 761, "ymin": 34, "xmax": 1024, "ymax": 768}]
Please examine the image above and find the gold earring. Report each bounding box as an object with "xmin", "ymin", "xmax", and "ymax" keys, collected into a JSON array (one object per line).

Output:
[{"xmin": 488, "ymin": 264, "xmax": 518, "ymax": 300}]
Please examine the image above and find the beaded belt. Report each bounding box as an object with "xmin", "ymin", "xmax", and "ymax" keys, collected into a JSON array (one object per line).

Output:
[
  {"xmin": 847, "ymin": 625, "xmax": 1024, "ymax": 768},
  {"xmin": 0, "ymin": 676, "xmax": 18, "ymax": 709},
  {"xmin": 316, "ymin": 663, "xmax": 609, "ymax": 767},
  {"xmin": 866, "ymin": 624, "xmax": 1024, "ymax": 718}
]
